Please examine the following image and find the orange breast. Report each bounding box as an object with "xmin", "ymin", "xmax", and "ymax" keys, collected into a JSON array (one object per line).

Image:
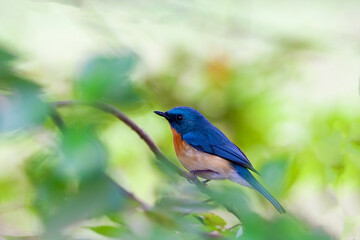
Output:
[
  {"xmin": 171, "ymin": 128, "xmax": 186, "ymax": 157},
  {"xmin": 170, "ymin": 128, "xmax": 235, "ymax": 180}
]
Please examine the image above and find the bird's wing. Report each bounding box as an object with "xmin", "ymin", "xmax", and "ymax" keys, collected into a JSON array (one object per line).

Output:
[{"xmin": 183, "ymin": 130, "xmax": 259, "ymax": 174}]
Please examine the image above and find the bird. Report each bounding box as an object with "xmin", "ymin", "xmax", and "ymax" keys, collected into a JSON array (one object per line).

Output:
[{"xmin": 154, "ymin": 106, "xmax": 286, "ymax": 214}]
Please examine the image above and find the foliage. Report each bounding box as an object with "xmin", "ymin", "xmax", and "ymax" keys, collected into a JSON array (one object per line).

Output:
[
  {"xmin": 0, "ymin": 1, "xmax": 359, "ymax": 238},
  {"xmin": 0, "ymin": 45, "xmax": 347, "ymax": 240}
]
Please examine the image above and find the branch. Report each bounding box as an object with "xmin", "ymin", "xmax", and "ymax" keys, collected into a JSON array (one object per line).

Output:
[
  {"xmin": 53, "ymin": 100, "xmax": 242, "ymax": 221},
  {"xmin": 53, "ymin": 100, "xmax": 190, "ymax": 178},
  {"xmin": 49, "ymin": 103, "xmax": 150, "ymax": 211},
  {"xmin": 50, "ymin": 108, "xmax": 66, "ymax": 131}
]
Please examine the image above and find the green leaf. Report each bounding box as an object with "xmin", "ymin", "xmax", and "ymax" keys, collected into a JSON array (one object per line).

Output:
[
  {"xmin": 0, "ymin": 47, "xmax": 50, "ymax": 132},
  {"xmin": 0, "ymin": 47, "xmax": 16, "ymax": 62},
  {"xmin": 75, "ymin": 51, "xmax": 140, "ymax": 104},
  {"xmin": 41, "ymin": 173, "xmax": 129, "ymax": 238},
  {"xmin": 201, "ymin": 212, "xmax": 227, "ymax": 231},
  {"xmin": 25, "ymin": 144, "xmax": 129, "ymax": 238},
  {"xmin": 155, "ymin": 196, "xmax": 214, "ymax": 214},
  {"xmin": 89, "ymin": 225, "xmax": 125, "ymax": 238},
  {"xmin": 58, "ymin": 127, "xmax": 106, "ymax": 180},
  {"xmin": 0, "ymin": 89, "xmax": 50, "ymax": 132},
  {"xmin": 260, "ymin": 158, "xmax": 288, "ymax": 194},
  {"xmin": 241, "ymin": 214, "xmax": 331, "ymax": 240}
]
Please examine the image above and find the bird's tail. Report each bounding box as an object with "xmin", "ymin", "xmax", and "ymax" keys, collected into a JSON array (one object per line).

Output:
[{"xmin": 232, "ymin": 165, "xmax": 286, "ymax": 214}]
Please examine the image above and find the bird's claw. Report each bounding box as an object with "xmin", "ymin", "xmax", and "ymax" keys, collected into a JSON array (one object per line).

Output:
[
  {"xmin": 187, "ymin": 173, "xmax": 199, "ymax": 184},
  {"xmin": 202, "ymin": 179, "xmax": 210, "ymax": 184},
  {"xmin": 187, "ymin": 171, "xmax": 211, "ymax": 187},
  {"xmin": 186, "ymin": 170, "xmax": 202, "ymax": 184}
]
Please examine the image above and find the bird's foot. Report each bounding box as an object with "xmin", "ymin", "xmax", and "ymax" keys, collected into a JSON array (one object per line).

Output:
[
  {"xmin": 186, "ymin": 172, "xmax": 199, "ymax": 184},
  {"xmin": 202, "ymin": 179, "xmax": 211, "ymax": 184},
  {"xmin": 188, "ymin": 170, "xmax": 213, "ymax": 186}
]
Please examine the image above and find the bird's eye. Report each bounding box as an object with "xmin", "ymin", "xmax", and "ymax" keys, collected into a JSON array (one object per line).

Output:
[{"xmin": 176, "ymin": 115, "xmax": 184, "ymax": 121}]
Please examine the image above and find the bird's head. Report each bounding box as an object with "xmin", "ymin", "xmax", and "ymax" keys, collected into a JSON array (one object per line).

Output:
[{"xmin": 154, "ymin": 106, "xmax": 206, "ymax": 134}]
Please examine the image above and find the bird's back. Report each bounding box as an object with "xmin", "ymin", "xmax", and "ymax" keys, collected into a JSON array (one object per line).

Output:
[{"xmin": 182, "ymin": 121, "xmax": 258, "ymax": 173}]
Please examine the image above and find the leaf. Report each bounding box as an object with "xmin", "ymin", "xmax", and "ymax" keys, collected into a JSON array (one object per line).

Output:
[
  {"xmin": 205, "ymin": 184, "xmax": 252, "ymax": 221},
  {"xmin": 0, "ymin": 90, "xmax": 50, "ymax": 132},
  {"xmin": 201, "ymin": 212, "xmax": 227, "ymax": 231},
  {"xmin": 89, "ymin": 225, "xmax": 125, "ymax": 238},
  {"xmin": 25, "ymin": 145, "xmax": 129, "ymax": 238},
  {"xmin": 236, "ymin": 226, "xmax": 243, "ymax": 238},
  {"xmin": 260, "ymin": 158, "xmax": 288, "ymax": 194},
  {"xmin": 241, "ymin": 214, "xmax": 331, "ymax": 240},
  {"xmin": 58, "ymin": 127, "xmax": 107, "ymax": 180},
  {"xmin": 0, "ymin": 47, "xmax": 16, "ymax": 63},
  {"xmin": 75, "ymin": 51, "xmax": 141, "ymax": 104},
  {"xmin": 41, "ymin": 172, "xmax": 129, "ymax": 238},
  {"xmin": 0, "ymin": 47, "xmax": 50, "ymax": 132},
  {"xmin": 155, "ymin": 196, "xmax": 214, "ymax": 213}
]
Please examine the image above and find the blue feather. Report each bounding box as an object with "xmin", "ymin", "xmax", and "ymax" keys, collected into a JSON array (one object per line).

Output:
[
  {"xmin": 233, "ymin": 164, "xmax": 286, "ymax": 214},
  {"xmin": 183, "ymin": 129, "xmax": 259, "ymax": 174}
]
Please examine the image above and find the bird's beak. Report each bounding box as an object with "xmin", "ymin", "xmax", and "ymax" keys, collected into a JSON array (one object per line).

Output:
[{"xmin": 154, "ymin": 111, "xmax": 169, "ymax": 120}]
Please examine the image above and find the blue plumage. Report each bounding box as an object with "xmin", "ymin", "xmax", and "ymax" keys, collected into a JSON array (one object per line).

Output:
[
  {"xmin": 233, "ymin": 164, "xmax": 286, "ymax": 214},
  {"xmin": 154, "ymin": 106, "xmax": 286, "ymax": 214},
  {"xmin": 183, "ymin": 131, "xmax": 259, "ymax": 174}
]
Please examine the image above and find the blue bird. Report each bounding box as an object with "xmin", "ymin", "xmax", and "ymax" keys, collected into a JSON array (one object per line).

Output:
[{"xmin": 155, "ymin": 106, "xmax": 286, "ymax": 214}]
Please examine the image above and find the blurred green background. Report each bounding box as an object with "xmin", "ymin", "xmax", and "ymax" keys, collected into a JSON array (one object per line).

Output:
[{"xmin": 0, "ymin": 0, "xmax": 359, "ymax": 239}]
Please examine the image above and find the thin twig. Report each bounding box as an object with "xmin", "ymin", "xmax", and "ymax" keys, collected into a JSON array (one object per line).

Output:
[
  {"xmin": 104, "ymin": 172, "xmax": 150, "ymax": 211},
  {"xmin": 52, "ymin": 100, "xmax": 242, "ymax": 221},
  {"xmin": 53, "ymin": 100, "xmax": 190, "ymax": 178},
  {"xmin": 180, "ymin": 198, "xmax": 214, "ymax": 218},
  {"xmin": 49, "ymin": 104, "xmax": 150, "ymax": 211},
  {"xmin": 227, "ymin": 223, "xmax": 241, "ymax": 231},
  {"xmin": 50, "ymin": 108, "xmax": 66, "ymax": 130}
]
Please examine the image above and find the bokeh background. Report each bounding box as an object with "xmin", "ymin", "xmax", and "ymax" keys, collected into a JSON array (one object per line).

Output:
[{"xmin": 0, "ymin": 0, "xmax": 359, "ymax": 239}]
